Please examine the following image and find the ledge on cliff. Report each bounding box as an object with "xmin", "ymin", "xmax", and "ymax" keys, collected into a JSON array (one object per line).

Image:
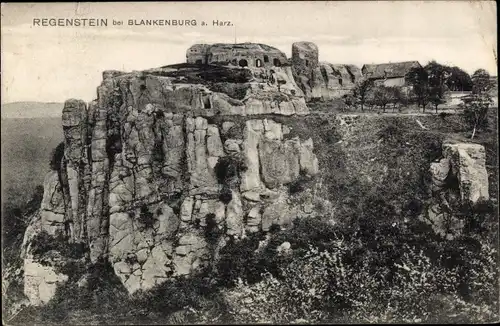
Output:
[{"xmin": 152, "ymin": 63, "xmax": 254, "ymax": 84}]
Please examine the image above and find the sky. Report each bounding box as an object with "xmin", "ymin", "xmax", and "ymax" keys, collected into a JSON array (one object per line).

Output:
[{"xmin": 1, "ymin": 1, "xmax": 497, "ymax": 104}]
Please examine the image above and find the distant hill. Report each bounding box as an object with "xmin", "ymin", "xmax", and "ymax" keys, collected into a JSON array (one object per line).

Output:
[
  {"xmin": 1, "ymin": 117, "xmax": 63, "ymax": 208},
  {"xmin": 1, "ymin": 101, "xmax": 63, "ymax": 119}
]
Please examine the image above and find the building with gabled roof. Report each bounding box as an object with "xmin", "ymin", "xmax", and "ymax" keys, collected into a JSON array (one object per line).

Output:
[{"xmin": 361, "ymin": 61, "xmax": 422, "ymax": 87}]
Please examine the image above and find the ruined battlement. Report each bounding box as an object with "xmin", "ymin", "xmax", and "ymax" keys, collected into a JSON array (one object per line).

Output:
[{"xmin": 186, "ymin": 42, "xmax": 288, "ymax": 68}]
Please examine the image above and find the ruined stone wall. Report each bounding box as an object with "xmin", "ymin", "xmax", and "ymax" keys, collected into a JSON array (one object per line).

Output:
[
  {"xmin": 186, "ymin": 44, "xmax": 211, "ymax": 64},
  {"xmin": 291, "ymin": 42, "xmax": 362, "ymax": 101},
  {"xmin": 186, "ymin": 43, "xmax": 288, "ymax": 68},
  {"xmin": 291, "ymin": 41, "xmax": 318, "ymax": 77}
]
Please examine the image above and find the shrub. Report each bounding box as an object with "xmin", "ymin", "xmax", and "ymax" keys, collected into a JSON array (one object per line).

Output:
[
  {"xmin": 218, "ymin": 184, "xmax": 233, "ymax": 204},
  {"xmin": 204, "ymin": 213, "xmax": 221, "ymax": 245},
  {"xmin": 138, "ymin": 204, "xmax": 155, "ymax": 228},
  {"xmin": 50, "ymin": 142, "xmax": 65, "ymax": 171},
  {"xmin": 37, "ymin": 259, "xmax": 130, "ymax": 323},
  {"xmin": 218, "ymin": 198, "xmax": 498, "ymax": 323},
  {"xmin": 30, "ymin": 230, "xmax": 87, "ymax": 265},
  {"xmin": 288, "ymin": 170, "xmax": 313, "ymax": 195},
  {"xmin": 214, "ymin": 155, "xmax": 246, "ymax": 185}
]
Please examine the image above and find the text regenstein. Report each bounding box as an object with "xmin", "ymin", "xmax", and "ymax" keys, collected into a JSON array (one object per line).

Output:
[{"xmin": 33, "ymin": 18, "xmax": 109, "ymax": 27}]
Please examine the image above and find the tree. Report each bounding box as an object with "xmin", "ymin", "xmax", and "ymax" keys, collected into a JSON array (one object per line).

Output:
[
  {"xmin": 460, "ymin": 69, "xmax": 494, "ymax": 139},
  {"xmin": 389, "ymin": 87, "xmax": 405, "ymax": 112},
  {"xmin": 428, "ymin": 85, "xmax": 447, "ymax": 113},
  {"xmin": 373, "ymin": 86, "xmax": 393, "ymax": 112},
  {"xmin": 341, "ymin": 93, "xmax": 356, "ymax": 112},
  {"xmin": 426, "ymin": 61, "xmax": 449, "ymax": 113},
  {"xmin": 407, "ymin": 61, "xmax": 459, "ymax": 113},
  {"xmin": 471, "ymin": 69, "xmax": 494, "ymax": 94},
  {"xmin": 446, "ymin": 66, "xmax": 473, "ymax": 91},
  {"xmin": 352, "ymin": 78, "xmax": 374, "ymax": 111},
  {"xmin": 406, "ymin": 67, "xmax": 430, "ymax": 111}
]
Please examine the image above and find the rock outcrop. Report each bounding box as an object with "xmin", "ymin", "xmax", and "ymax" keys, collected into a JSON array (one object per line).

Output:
[
  {"xmin": 21, "ymin": 211, "xmax": 69, "ymax": 306},
  {"xmin": 20, "ymin": 42, "xmax": 492, "ymax": 304},
  {"xmin": 22, "ymin": 60, "xmax": 320, "ymax": 297},
  {"xmin": 422, "ymin": 142, "xmax": 490, "ymax": 239}
]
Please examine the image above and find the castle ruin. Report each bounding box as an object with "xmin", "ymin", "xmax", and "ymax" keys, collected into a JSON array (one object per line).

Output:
[{"xmin": 186, "ymin": 41, "xmax": 363, "ymax": 101}]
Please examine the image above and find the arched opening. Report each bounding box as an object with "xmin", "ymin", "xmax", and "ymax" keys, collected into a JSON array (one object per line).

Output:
[
  {"xmin": 338, "ymin": 78, "xmax": 343, "ymax": 86},
  {"xmin": 195, "ymin": 59, "xmax": 203, "ymax": 65},
  {"xmin": 305, "ymin": 60, "xmax": 309, "ymax": 67},
  {"xmin": 203, "ymin": 95, "xmax": 211, "ymax": 109},
  {"xmin": 264, "ymin": 55, "xmax": 269, "ymax": 63},
  {"xmin": 255, "ymin": 59, "xmax": 262, "ymax": 67},
  {"xmin": 273, "ymin": 58, "xmax": 281, "ymax": 67},
  {"xmin": 239, "ymin": 59, "xmax": 248, "ymax": 67}
]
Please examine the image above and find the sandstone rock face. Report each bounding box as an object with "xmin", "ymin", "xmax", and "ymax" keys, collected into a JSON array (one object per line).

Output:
[
  {"xmin": 444, "ymin": 143, "xmax": 489, "ymax": 204},
  {"xmin": 23, "ymin": 65, "xmax": 320, "ymax": 296},
  {"xmin": 23, "ymin": 258, "xmax": 69, "ymax": 306},
  {"xmin": 21, "ymin": 212, "xmax": 70, "ymax": 305},
  {"xmin": 39, "ymin": 171, "xmax": 66, "ymax": 236},
  {"xmin": 421, "ymin": 142, "xmax": 489, "ymax": 239}
]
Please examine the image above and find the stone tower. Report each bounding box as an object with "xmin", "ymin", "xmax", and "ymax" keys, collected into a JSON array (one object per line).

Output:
[{"xmin": 291, "ymin": 41, "xmax": 319, "ymax": 77}]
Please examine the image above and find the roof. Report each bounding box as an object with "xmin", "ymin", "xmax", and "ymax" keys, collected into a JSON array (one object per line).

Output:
[
  {"xmin": 319, "ymin": 62, "xmax": 363, "ymax": 80},
  {"xmin": 362, "ymin": 61, "xmax": 421, "ymax": 79}
]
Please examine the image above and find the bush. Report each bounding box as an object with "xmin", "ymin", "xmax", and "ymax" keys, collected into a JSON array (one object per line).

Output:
[
  {"xmin": 214, "ymin": 155, "xmax": 246, "ymax": 185},
  {"xmin": 288, "ymin": 170, "xmax": 313, "ymax": 195},
  {"xmin": 38, "ymin": 259, "xmax": 130, "ymax": 323},
  {"xmin": 218, "ymin": 191, "xmax": 498, "ymax": 323},
  {"xmin": 29, "ymin": 230, "xmax": 88, "ymax": 279},
  {"xmin": 215, "ymin": 234, "xmax": 269, "ymax": 286},
  {"xmin": 137, "ymin": 204, "xmax": 155, "ymax": 229},
  {"xmin": 50, "ymin": 142, "xmax": 65, "ymax": 171},
  {"xmin": 224, "ymin": 229, "xmax": 498, "ymax": 323}
]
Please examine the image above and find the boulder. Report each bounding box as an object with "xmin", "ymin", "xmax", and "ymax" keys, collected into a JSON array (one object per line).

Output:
[
  {"xmin": 24, "ymin": 258, "xmax": 69, "ymax": 306},
  {"xmin": 443, "ymin": 143, "xmax": 489, "ymax": 204}
]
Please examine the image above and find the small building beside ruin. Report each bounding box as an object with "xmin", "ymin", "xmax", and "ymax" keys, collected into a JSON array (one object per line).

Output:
[
  {"xmin": 362, "ymin": 61, "xmax": 422, "ymax": 87},
  {"xmin": 186, "ymin": 42, "xmax": 288, "ymax": 68}
]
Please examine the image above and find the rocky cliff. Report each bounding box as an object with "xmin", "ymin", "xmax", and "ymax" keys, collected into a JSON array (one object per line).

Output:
[
  {"xmin": 20, "ymin": 62, "xmax": 491, "ymax": 306},
  {"xmin": 21, "ymin": 63, "xmax": 319, "ymax": 300}
]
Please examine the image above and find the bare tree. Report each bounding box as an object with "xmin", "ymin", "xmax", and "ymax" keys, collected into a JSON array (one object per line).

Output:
[
  {"xmin": 460, "ymin": 69, "xmax": 494, "ymax": 139},
  {"xmin": 352, "ymin": 78, "xmax": 374, "ymax": 112},
  {"xmin": 373, "ymin": 86, "xmax": 393, "ymax": 113}
]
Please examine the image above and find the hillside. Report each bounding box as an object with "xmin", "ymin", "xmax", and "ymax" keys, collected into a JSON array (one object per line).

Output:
[
  {"xmin": 1, "ymin": 102, "xmax": 64, "ymax": 119},
  {"xmin": 2, "ymin": 43, "xmax": 498, "ymax": 325},
  {"xmin": 1, "ymin": 117, "xmax": 63, "ymax": 207}
]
